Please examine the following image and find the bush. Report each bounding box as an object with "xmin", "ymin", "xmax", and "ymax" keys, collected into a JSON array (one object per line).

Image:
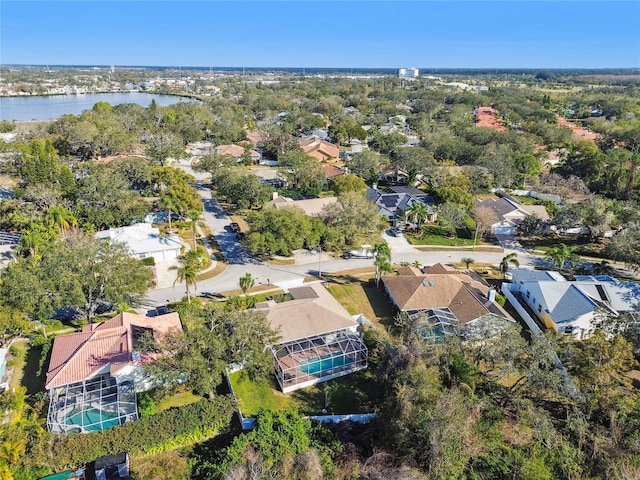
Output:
[
  {"xmin": 46, "ymin": 395, "xmax": 236, "ymax": 470},
  {"xmin": 138, "ymin": 391, "xmax": 157, "ymax": 417},
  {"xmin": 140, "ymin": 257, "xmax": 156, "ymax": 266}
]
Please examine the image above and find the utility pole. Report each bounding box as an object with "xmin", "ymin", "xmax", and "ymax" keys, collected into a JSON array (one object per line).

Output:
[{"xmin": 318, "ymin": 245, "xmax": 322, "ymax": 278}]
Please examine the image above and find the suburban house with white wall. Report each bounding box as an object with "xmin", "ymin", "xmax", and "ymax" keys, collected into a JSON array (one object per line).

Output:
[
  {"xmin": 45, "ymin": 312, "xmax": 182, "ymax": 433},
  {"xmin": 95, "ymin": 223, "xmax": 182, "ymax": 262},
  {"xmin": 504, "ymin": 269, "xmax": 640, "ymax": 338}
]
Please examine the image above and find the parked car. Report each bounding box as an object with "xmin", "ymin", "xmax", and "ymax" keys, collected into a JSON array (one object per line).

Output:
[
  {"xmin": 389, "ymin": 227, "xmax": 403, "ymax": 237},
  {"xmin": 229, "ymin": 222, "xmax": 241, "ymax": 233},
  {"xmin": 343, "ymin": 245, "xmax": 374, "ymax": 259}
]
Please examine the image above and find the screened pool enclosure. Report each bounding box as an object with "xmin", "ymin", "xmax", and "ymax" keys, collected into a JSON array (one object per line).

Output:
[
  {"xmin": 271, "ymin": 330, "xmax": 368, "ymax": 393},
  {"xmin": 47, "ymin": 375, "xmax": 138, "ymax": 434}
]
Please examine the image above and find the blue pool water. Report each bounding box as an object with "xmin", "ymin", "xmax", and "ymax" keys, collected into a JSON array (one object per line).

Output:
[
  {"xmin": 300, "ymin": 354, "xmax": 354, "ymax": 375},
  {"xmin": 65, "ymin": 408, "xmax": 121, "ymax": 431}
]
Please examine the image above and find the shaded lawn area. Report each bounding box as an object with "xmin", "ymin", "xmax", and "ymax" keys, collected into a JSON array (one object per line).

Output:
[
  {"xmin": 326, "ymin": 281, "xmax": 395, "ymax": 330},
  {"xmin": 155, "ymin": 391, "xmax": 203, "ymax": 413},
  {"xmin": 229, "ymin": 368, "xmax": 379, "ymax": 418},
  {"xmin": 9, "ymin": 339, "xmax": 46, "ymax": 394}
]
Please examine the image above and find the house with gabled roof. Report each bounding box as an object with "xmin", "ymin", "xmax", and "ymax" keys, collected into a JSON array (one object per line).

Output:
[
  {"xmin": 505, "ymin": 269, "xmax": 640, "ymax": 338},
  {"xmin": 255, "ymin": 283, "xmax": 368, "ymax": 393},
  {"xmin": 475, "ymin": 193, "xmax": 549, "ymax": 235},
  {"xmin": 300, "ymin": 136, "xmax": 340, "ymax": 162},
  {"xmin": 45, "ymin": 312, "xmax": 182, "ymax": 433},
  {"xmin": 366, "ymin": 185, "xmax": 436, "ymax": 225},
  {"xmin": 382, "ymin": 264, "xmax": 513, "ymax": 341},
  {"xmin": 213, "ymin": 143, "xmax": 261, "ymax": 163}
]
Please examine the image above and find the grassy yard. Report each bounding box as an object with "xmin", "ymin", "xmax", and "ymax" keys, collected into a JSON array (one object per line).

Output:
[
  {"xmin": 326, "ymin": 281, "xmax": 396, "ymax": 330},
  {"xmin": 519, "ymin": 235, "xmax": 610, "ymax": 258},
  {"xmin": 8, "ymin": 339, "xmax": 46, "ymax": 394},
  {"xmin": 229, "ymin": 371, "xmax": 293, "ymax": 416},
  {"xmin": 229, "ymin": 368, "xmax": 380, "ymax": 418},
  {"xmin": 155, "ymin": 391, "xmax": 203, "ymax": 413}
]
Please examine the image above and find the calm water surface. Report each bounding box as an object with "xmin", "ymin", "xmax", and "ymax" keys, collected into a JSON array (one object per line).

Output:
[{"xmin": 0, "ymin": 92, "xmax": 196, "ymax": 122}]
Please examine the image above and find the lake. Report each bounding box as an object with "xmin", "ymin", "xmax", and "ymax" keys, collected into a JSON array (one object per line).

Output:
[{"xmin": 0, "ymin": 92, "xmax": 197, "ymax": 122}]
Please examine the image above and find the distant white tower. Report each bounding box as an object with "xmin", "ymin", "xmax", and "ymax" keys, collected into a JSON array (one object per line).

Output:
[
  {"xmin": 398, "ymin": 68, "xmax": 419, "ymax": 79},
  {"xmin": 110, "ymin": 65, "xmax": 115, "ymax": 74}
]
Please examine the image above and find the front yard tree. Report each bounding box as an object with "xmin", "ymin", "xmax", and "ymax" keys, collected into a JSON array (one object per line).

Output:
[
  {"xmin": 499, "ymin": 252, "xmax": 520, "ymax": 278},
  {"xmin": 144, "ymin": 132, "xmax": 185, "ymax": 166},
  {"xmin": 545, "ymin": 243, "xmax": 579, "ymax": 272},
  {"xmin": 278, "ymin": 151, "xmax": 326, "ymax": 196},
  {"xmin": 518, "ymin": 213, "xmax": 542, "ymax": 238},
  {"xmin": 461, "ymin": 257, "xmax": 475, "ymax": 269},
  {"xmin": 607, "ymin": 223, "xmax": 640, "ymax": 272},
  {"xmin": 0, "ymin": 234, "xmax": 152, "ymax": 322},
  {"xmin": 321, "ymin": 191, "xmax": 386, "ymax": 248},
  {"xmin": 374, "ymin": 243, "xmax": 393, "ymax": 286}
]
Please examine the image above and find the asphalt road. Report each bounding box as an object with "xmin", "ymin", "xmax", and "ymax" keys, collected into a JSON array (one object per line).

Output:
[{"xmin": 142, "ymin": 163, "xmax": 635, "ymax": 309}]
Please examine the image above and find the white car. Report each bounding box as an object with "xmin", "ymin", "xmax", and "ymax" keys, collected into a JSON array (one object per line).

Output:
[{"xmin": 344, "ymin": 245, "xmax": 374, "ymax": 259}]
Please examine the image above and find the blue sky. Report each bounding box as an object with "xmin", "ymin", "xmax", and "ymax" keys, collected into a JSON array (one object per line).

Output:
[{"xmin": 1, "ymin": 1, "xmax": 639, "ymax": 68}]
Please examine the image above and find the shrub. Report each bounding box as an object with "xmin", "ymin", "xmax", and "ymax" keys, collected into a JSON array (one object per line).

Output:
[
  {"xmin": 140, "ymin": 257, "xmax": 156, "ymax": 266},
  {"xmin": 138, "ymin": 391, "xmax": 157, "ymax": 417},
  {"xmin": 45, "ymin": 395, "xmax": 235, "ymax": 470}
]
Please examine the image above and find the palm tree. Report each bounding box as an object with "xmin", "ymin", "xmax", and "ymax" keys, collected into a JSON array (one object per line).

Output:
[
  {"xmin": 159, "ymin": 193, "xmax": 180, "ymax": 233},
  {"xmin": 44, "ymin": 205, "xmax": 77, "ymax": 237},
  {"xmin": 461, "ymin": 257, "xmax": 475, "ymax": 269},
  {"xmin": 412, "ymin": 260, "xmax": 422, "ymax": 269},
  {"xmin": 374, "ymin": 243, "xmax": 393, "ymax": 287},
  {"xmin": 187, "ymin": 209, "xmax": 203, "ymax": 249},
  {"xmin": 406, "ymin": 201, "xmax": 430, "ymax": 230},
  {"xmin": 545, "ymin": 243, "xmax": 579, "ymax": 272},
  {"xmin": 171, "ymin": 249, "xmax": 205, "ymax": 303},
  {"xmin": 499, "ymin": 252, "xmax": 520, "ymax": 278},
  {"xmin": 239, "ymin": 272, "xmax": 255, "ymax": 296},
  {"xmin": 16, "ymin": 222, "xmax": 55, "ymax": 258}
]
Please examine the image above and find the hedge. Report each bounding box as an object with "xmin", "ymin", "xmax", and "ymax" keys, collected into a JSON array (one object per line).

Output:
[{"xmin": 45, "ymin": 395, "xmax": 236, "ymax": 470}]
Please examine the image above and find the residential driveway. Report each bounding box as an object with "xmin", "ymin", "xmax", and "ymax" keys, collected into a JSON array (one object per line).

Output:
[
  {"xmin": 382, "ymin": 229, "xmax": 419, "ymax": 253},
  {"xmin": 495, "ymin": 234, "xmax": 525, "ymax": 252}
]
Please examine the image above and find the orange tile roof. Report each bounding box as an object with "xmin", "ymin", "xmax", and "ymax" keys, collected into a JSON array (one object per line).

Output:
[
  {"xmin": 300, "ymin": 136, "xmax": 340, "ymax": 160},
  {"xmin": 556, "ymin": 115, "xmax": 598, "ymax": 141},
  {"xmin": 46, "ymin": 312, "xmax": 182, "ymax": 389},
  {"xmin": 475, "ymin": 107, "xmax": 507, "ymax": 131}
]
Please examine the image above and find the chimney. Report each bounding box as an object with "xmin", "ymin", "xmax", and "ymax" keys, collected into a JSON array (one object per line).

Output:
[
  {"xmin": 372, "ymin": 183, "xmax": 378, "ymax": 190},
  {"xmin": 272, "ymin": 192, "xmax": 279, "ymax": 200},
  {"xmin": 487, "ymin": 288, "xmax": 496, "ymax": 303}
]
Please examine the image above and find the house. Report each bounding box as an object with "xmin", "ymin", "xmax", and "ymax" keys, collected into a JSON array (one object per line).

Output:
[
  {"xmin": 321, "ymin": 164, "xmax": 347, "ymax": 186},
  {"xmin": 300, "ymin": 136, "xmax": 340, "ymax": 162},
  {"xmin": 382, "ymin": 264, "xmax": 513, "ymax": 341},
  {"xmin": 366, "ymin": 185, "xmax": 437, "ymax": 226},
  {"xmin": 213, "ymin": 143, "xmax": 261, "ymax": 163},
  {"xmin": 95, "ymin": 223, "xmax": 182, "ymax": 262},
  {"xmin": 255, "ymin": 283, "xmax": 368, "ymax": 393},
  {"xmin": 269, "ymin": 194, "xmax": 338, "ymax": 217},
  {"xmin": 475, "ymin": 193, "xmax": 550, "ymax": 235},
  {"xmin": 45, "ymin": 312, "xmax": 182, "ymax": 433},
  {"xmin": 504, "ymin": 269, "xmax": 640, "ymax": 339}
]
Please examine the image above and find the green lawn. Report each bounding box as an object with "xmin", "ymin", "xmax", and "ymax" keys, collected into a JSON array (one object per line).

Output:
[
  {"xmin": 155, "ymin": 391, "xmax": 203, "ymax": 412},
  {"xmin": 229, "ymin": 368, "xmax": 380, "ymax": 418},
  {"xmin": 8, "ymin": 339, "xmax": 46, "ymax": 394},
  {"xmin": 326, "ymin": 281, "xmax": 395, "ymax": 330},
  {"xmin": 229, "ymin": 371, "xmax": 293, "ymax": 417}
]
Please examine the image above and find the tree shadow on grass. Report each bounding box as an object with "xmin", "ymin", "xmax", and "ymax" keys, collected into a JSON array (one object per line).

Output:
[
  {"xmin": 361, "ymin": 283, "xmax": 396, "ymax": 331},
  {"xmin": 21, "ymin": 344, "xmax": 46, "ymax": 395}
]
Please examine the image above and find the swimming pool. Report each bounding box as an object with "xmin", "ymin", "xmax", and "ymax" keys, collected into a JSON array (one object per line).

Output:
[
  {"xmin": 300, "ymin": 353, "xmax": 354, "ymax": 375},
  {"xmin": 65, "ymin": 408, "xmax": 121, "ymax": 432}
]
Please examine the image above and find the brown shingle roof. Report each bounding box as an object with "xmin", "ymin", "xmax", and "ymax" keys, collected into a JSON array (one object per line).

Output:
[
  {"xmin": 255, "ymin": 283, "xmax": 357, "ymax": 343},
  {"xmin": 382, "ymin": 266, "xmax": 511, "ymax": 323},
  {"xmin": 300, "ymin": 136, "xmax": 340, "ymax": 160},
  {"xmin": 45, "ymin": 312, "xmax": 182, "ymax": 389}
]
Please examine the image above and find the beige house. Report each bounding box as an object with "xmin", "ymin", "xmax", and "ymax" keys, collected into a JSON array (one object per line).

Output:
[
  {"xmin": 475, "ymin": 194, "xmax": 550, "ymax": 235},
  {"xmin": 255, "ymin": 284, "xmax": 368, "ymax": 393},
  {"xmin": 214, "ymin": 144, "xmax": 261, "ymax": 163},
  {"xmin": 300, "ymin": 136, "xmax": 340, "ymax": 162}
]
